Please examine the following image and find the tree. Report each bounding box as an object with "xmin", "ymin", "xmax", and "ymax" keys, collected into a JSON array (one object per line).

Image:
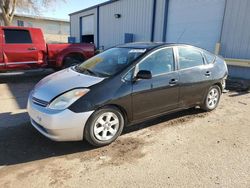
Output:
[
  {"xmin": 0, "ymin": 0, "xmax": 16, "ymax": 26},
  {"xmin": 0, "ymin": 0, "xmax": 65, "ymax": 26}
]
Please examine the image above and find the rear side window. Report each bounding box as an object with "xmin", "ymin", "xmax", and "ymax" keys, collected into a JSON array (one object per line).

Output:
[
  {"xmin": 4, "ymin": 29, "xmax": 32, "ymax": 44},
  {"xmin": 138, "ymin": 48, "xmax": 174, "ymax": 77},
  {"xmin": 178, "ymin": 47, "xmax": 204, "ymax": 69},
  {"xmin": 204, "ymin": 51, "xmax": 216, "ymax": 64}
]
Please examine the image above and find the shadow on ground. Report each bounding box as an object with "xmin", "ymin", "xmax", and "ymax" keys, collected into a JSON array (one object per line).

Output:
[
  {"xmin": 0, "ymin": 69, "xmax": 53, "ymax": 109},
  {"xmin": 0, "ymin": 112, "xmax": 29, "ymax": 128},
  {"xmin": 228, "ymin": 91, "xmax": 250, "ymax": 97},
  {"xmin": 0, "ymin": 108, "xmax": 206, "ymax": 166},
  {"xmin": 0, "ymin": 69, "xmax": 53, "ymax": 127}
]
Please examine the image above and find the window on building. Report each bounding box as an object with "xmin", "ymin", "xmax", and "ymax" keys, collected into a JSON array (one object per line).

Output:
[
  {"xmin": 178, "ymin": 47, "xmax": 204, "ymax": 69},
  {"xmin": 17, "ymin": 20, "xmax": 24, "ymax": 27},
  {"xmin": 138, "ymin": 48, "xmax": 174, "ymax": 77},
  {"xmin": 4, "ymin": 29, "xmax": 32, "ymax": 44}
]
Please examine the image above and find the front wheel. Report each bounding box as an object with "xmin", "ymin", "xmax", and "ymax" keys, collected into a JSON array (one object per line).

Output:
[
  {"xmin": 201, "ymin": 85, "xmax": 221, "ymax": 111},
  {"xmin": 84, "ymin": 107, "xmax": 124, "ymax": 147}
]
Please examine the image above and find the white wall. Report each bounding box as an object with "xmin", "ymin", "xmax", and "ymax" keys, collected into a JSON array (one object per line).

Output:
[{"xmin": 98, "ymin": 0, "xmax": 153, "ymax": 49}]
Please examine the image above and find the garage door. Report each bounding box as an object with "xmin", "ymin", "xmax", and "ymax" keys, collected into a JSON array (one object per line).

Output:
[
  {"xmin": 81, "ymin": 15, "xmax": 94, "ymax": 35},
  {"xmin": 166, "ymin": 0, "xmax": 226, "ymax": 52},
  {"xmin": 80, "ymin": 15, "xmax": 94, "ymax": 43}
]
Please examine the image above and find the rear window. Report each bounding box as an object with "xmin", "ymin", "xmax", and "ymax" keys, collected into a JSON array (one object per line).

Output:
[
  {"xmin": 204, "ymin": 51, "xmax": 216, "ymax": 64},
  {"xmin": 4, "ymin": 29, "xmax": 32, "ymax": 44}
]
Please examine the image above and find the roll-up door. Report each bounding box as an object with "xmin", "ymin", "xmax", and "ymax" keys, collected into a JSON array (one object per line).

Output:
[{"xmin": 81, "ymin": 15, "xmax": 94, "ymax": 43}]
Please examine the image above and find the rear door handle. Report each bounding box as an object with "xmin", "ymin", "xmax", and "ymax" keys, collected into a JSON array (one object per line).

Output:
[
  {"xmin": 205, "ymin": 71, "xmax": 211, "ymax": 77},
  {"xmin": 28, "ymin": 47, "xmax": 36, "ymax": 51},
  {"xmin": 169, "ymin": 79, "xmax": 178, "ymax": 86}
]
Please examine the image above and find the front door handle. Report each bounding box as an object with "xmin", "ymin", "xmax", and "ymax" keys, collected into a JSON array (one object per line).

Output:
[
  {"xmin": 28, "ymin": 47, "xmax": 37, "ymax": 51},
  {"xmin": 169, "ymin": 79, "xmax": 178, "ymax": 86},
  {"xmin": 205, "ymin": 71, "xmax": 211, "ymax": 77}
]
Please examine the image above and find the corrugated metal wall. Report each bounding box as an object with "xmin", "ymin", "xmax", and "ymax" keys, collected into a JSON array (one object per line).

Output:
[
  {"xmin": 69, "ymin": 0, "xmax": 166, "ymax": 49},
  {"xmin": 153, "ymin": 0, "xmax": 166, "ymax": 42},
  {"xmin": 99, "ymin": 0, "xmax": 153, "ymax": 49},
  {"xmin": 166, "ymin": 0, "xmax": 226, "ymax": 52},
  {"xmin": 70, "ymin": 0, "xmax": 227, "ymax": 52},
  {"xmin": 220, "ymin": 0, "xmax": 250, "ymax": 59},
  {"xmin": 70, "ymin": 0, "xmax": 250, "ymax": 61}
]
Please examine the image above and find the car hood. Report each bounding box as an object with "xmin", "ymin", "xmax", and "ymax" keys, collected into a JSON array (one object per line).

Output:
[{"xmin": 32, "ymin": 68, "xmax": 105, "ymax": 102}]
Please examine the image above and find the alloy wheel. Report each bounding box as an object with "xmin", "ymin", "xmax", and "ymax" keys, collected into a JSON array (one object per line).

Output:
[
  {"xmin": 207, "ymin": 88, "xmax": 219, "ymax": 109},
  {"xmin": 93, "ymin": 112, "xmax": 120, "ymax": 141}
]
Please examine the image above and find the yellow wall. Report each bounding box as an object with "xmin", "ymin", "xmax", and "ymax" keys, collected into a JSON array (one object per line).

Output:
[{"xmin": 0, "ymin": 15, "xmax": 70, "ymax": 43}]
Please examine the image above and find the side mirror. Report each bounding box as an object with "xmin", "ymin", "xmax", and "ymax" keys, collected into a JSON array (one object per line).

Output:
[{"xmin": 136, "ymin": 70, "xmax": 152, "ymax": 80}]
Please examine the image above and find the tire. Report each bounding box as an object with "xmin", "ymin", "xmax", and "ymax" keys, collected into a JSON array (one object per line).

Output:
[
  {"xmin": 84, "ymin": 107, "xmax": 125, "ymax": 147},
  {"xmin": 201, "ymin": 85, "xmax": 221, "ymax": 111},
  {"xmin": 63, "ymin": 56, "xmax": 84, "ymax": 69}
]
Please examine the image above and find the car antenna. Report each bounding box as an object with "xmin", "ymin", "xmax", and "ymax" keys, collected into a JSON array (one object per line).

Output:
[{"xmin": 176, "ymin": 28, "xmax": 187, "ymax": 43}]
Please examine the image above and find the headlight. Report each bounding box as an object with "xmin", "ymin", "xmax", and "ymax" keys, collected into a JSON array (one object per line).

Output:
[{"xmin": 48, "ymin": 89, "xmax": 89, "ymax": 110}]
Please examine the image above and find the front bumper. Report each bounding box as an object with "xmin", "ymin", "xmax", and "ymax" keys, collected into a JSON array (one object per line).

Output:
[{"xmin": 27, "ymin": 98, "xmax": 94, "ymax": 141}]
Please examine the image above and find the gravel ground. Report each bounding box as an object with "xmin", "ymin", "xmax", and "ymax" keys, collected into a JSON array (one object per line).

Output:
[{"xmin": 0, "ymin": 71, "xmax": 249, "ymax": 188}]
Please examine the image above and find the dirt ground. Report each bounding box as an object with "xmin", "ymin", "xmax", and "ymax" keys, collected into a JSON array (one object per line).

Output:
[{"xmin": 0, "ymin": 70, "xmax": 249, "ymax": 188}]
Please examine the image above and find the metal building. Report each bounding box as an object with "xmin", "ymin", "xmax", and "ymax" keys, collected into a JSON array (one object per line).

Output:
[{"xmin": 70, "ymin": 0, "xmax": 250, "ymax": 79}]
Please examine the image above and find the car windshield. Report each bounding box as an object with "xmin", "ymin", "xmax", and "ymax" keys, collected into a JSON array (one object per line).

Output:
[{"xmin": 75, "ymin": 47, "xmax": 146, "ymax": 77}]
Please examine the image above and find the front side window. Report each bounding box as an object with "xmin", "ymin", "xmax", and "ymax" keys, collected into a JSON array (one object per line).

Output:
[
  {"xmin": 4, "ymin": 29, "xmax": 32, "ymax": 44},
  {"xmin": 138, "ymin": 48, "xmax": 174, "ymax": 77},
  {"xmin": 178, "ymin": 47, "xmax": 204, "ymax": 70},
  {"xmin": 123, "ymin": 68, "xmax": 135, "ymax": 81},
  {"xmin": 76, "ymin": 48, "xmax": 145, "ymax": 77}
]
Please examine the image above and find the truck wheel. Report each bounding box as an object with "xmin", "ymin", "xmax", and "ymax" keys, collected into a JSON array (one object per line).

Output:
[
  {"xmin": 84, "ymin": 107, "xmax": 125, "ymax": 147},
  {"xmin": 63, "ymin": 54, "xmax": 85, "ymax": 69}
]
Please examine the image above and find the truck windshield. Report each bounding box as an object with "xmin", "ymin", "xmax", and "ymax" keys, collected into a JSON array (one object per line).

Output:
[{"xmin": 75, "ymin": 47, "xmax": 146, "ymax": 77}]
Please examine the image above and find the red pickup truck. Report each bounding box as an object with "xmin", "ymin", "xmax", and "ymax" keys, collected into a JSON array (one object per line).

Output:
[{"xmin": 0, "ymin": 26, "xmax": 95, "ymax": 71}]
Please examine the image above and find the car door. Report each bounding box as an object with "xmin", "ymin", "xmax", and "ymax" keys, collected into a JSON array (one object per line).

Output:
[
  {"xmin": 0, "ymin": 29, "xmax": 4, "ymax": 68},
  {"xmin": 3, "ymin": 29, "xmax": 40, "ymax": 68},
  {"xmin": 176, "ymin": 46, "xmax": 213, "ymax": 107},
  {"xmin": 132, "ymin": 47, "xmax": 179, "ymax": 121}
]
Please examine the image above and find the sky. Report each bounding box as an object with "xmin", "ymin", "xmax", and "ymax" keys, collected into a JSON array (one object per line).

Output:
[{"xmin": 41, "ymin": 0, "xmax": 107, "ymax": 20}]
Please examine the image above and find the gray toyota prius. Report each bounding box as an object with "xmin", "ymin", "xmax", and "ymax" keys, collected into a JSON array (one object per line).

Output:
[{"xmin": 28, "ymin": 43, "xmax": 228, "ymax": 146}]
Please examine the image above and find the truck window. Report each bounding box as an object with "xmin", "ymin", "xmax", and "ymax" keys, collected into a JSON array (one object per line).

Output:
[{"xmin": 4, "ymin": 29, "xmax": 32, "ymax": 44}]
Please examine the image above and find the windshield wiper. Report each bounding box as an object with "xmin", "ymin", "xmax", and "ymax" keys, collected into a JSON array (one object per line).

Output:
[
  {"xmin": 84, "ymin": 68, "xmax": 97, "ymax": 76},
  {"xmin": 74, "ymin": 65, "xmax": 109, "ymax": 78}
]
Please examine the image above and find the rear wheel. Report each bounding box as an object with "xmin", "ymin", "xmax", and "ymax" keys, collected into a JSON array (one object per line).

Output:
[
  {"xmin": 84, "ymin": 107, "xmax": 124, "ymax": 147},
  {"xmin": 201, "ymin": 85, "xmax": 221, "ymax": 111},
  {"xmin": 63, "ymin": 54, "xmax": 85, "ymax": 69}
]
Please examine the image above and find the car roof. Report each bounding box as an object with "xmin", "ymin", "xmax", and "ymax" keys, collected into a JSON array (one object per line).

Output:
[
  {"xmin": 117, "ymin": 42, "xmax": 193, "ymax": 50},
  {"xmin": 117, "ymin": 42, "xmax": 166, "ymax": 50},
  {"xmin": 117, "ymin": 42, "xmax": 209, "ymax": 53}
]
